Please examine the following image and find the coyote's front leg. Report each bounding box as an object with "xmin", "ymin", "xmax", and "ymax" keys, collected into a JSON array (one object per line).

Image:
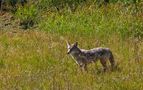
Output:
[{"xmin": 79, "ymin": 64, "xmax": 87, "ymax": 72}]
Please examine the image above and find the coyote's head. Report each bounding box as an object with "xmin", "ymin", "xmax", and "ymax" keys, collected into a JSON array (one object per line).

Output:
[{"xmin": 66, "ymin": 42, "xmax": 81, "ymax": 54}]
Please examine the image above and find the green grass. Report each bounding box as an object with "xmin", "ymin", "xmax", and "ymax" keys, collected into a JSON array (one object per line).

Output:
[{"xmin": 0, "ymin": 2, "xmax": 143, "ymax": 90}]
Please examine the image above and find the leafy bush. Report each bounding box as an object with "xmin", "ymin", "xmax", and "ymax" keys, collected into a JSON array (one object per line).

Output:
[
  {"xmin": 37, "ymin": 0, "xmax": 86, "ymax": 11},
  {"xmin": 15, "ymin": 5, "xmax": 39, "ymax": 29}
]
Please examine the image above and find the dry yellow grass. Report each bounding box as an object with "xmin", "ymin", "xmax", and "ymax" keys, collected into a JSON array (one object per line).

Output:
[{"xmin": 0, "ymin": 29, "xmax": 143, "ymax": 90}]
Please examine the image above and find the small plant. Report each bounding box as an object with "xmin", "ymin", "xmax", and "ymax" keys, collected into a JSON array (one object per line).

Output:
[
  {"xmin": 37, "ymin": 0, "xmax": 86, "ymax": 11},
  {"xmin": 15, "ymin": 5, "xmax": 38, "ymax": 29},
  {"xmin": 0, "ymin": 58, "xmax": 5, "ymax": 68}
]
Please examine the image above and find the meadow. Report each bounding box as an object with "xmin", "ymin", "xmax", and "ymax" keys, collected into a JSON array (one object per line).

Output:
[{"xmin": 0, "ymin": 0, "xmax": 143, "ymax": 90}]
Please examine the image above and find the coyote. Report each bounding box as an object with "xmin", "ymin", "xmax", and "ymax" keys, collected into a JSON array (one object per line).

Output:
[{"xmin": 67, "ymin": 42, "xmax": 115, "ymax": 72}]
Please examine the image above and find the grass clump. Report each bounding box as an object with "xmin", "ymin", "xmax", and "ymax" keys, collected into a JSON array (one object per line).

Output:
[{"xmin": 14, "ymin": 5, "xmax": 39, "ymax": 29}]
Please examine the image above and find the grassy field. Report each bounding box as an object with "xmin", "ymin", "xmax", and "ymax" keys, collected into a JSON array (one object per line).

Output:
[{"xmin": 0, "ymin": 1, "xmax": 143, "ymax": 90}]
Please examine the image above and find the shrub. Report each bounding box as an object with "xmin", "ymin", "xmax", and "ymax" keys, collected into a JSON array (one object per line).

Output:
[{"xmin": 15, "ymin": 5, "xmax": 39, "ymax": 29}]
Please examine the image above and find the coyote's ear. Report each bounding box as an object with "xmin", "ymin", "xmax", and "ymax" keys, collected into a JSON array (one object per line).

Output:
[
  {"xmin": 66, "ymin": 41, "xmax": 71, "ymax": 48},
  {"xmin": 74, "ymin": 42, "xmax": 78, "ymax": 46}
]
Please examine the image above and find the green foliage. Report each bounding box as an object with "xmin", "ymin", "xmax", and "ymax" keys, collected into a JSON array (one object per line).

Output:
[
  {"xmin": 0, "ymin": 58, "xmax": 5, "ymax": 68},
  {"xmin": 120, "ymin": 0, "xmax": 141, "ymax": 4},
  {"xmin": 37, "ymin": 0, "xmax": 86, "ymax": 11},
  {"xmin": 39, "ymin": 4, "xmax": 142, "ymax": 40},
  {"xmin": 15, "ymin": 5, "xmax": 39, "ymax": 29}
]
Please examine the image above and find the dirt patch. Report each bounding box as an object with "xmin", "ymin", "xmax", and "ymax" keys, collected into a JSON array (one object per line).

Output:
[{"xmin": 0, "ymin": 11, "xmax": 20, "ymax": 31}]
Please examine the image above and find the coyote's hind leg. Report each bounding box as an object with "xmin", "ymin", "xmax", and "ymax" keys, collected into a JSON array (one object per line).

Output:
[
  {"xmin": 109, "ymin": 53, "xmax": 115, "ymax": 70},
  {"xmin": 100, "ymin": 59, "xmax": 107, "ymax": 72}
]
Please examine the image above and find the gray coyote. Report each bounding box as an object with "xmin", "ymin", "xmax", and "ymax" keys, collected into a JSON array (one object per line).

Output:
[{"xmin": 67, "ymin": 42, "xmax": 115, "ymax": 72}]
